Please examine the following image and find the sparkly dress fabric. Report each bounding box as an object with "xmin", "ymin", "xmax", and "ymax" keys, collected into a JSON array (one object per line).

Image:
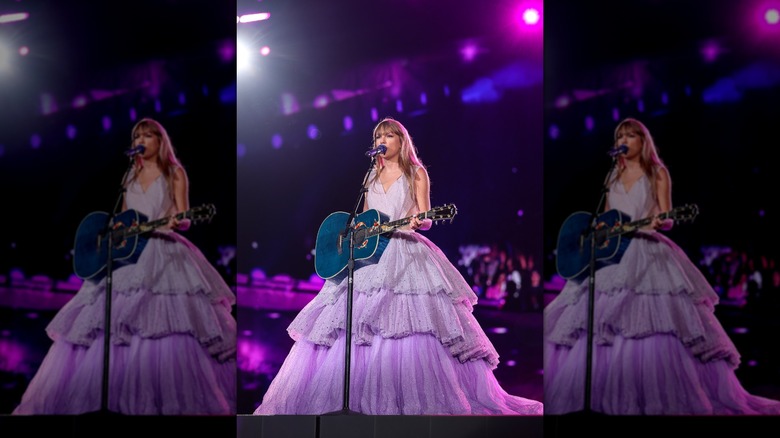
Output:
[
  {"xmin": 253, "ymin": 170, "xmax": 543, "ymax": 415},
  {"xmin": 544, "ymin": 174, "xmax": 780, "ymax": 415},
  {"xmin": 12, "ymin": 175, "xmax": 236, "ymax": 415}
]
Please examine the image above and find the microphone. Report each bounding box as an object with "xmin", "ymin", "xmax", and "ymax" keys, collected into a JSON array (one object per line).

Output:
[
  {"xmin": 365, "ymin": 144, "xmax": 387, "ymax": 158},
  {"xmin": 125, "ymin": 145, "xmax": 146, "ymax": 157},
  {"xmin": 607, "ymin": 144, "xmax": 628, "ymax": 157}
]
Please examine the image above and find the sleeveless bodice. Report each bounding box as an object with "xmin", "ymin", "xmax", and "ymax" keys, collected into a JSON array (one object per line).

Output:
[
  {"xmin": 365, "ymin": 169, "xmax": 416, "ymax": 220},
  {"xmin": 125, "ymin": 175, "xmax": 174, "ymax": 220},
  {"xmin": 607, "ymin": 173, "xmax": 657, "ymax": 220}
]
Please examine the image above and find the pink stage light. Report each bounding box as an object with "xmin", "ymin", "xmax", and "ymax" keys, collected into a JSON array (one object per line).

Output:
[
  {"xmin": 522, "ymin": 8, "xmax": 540, "ymax": 25},
  {"xmin": 460, "ymin": 42, "xmax": 478, "ymax": 62},
  {"xmin": 700, "ymin": 40, "xmax": 721, "ymax": 63},
  {"xmin": 766, "ymin": 8, "xmax": 779, "ymax": 24},
  {"xmin": 260, "ymin": 46, "xmax": 270, "ymax": 56},
  {"xmin": 514, "ymin": 2, "xmax": 543, "ymax": 31}
]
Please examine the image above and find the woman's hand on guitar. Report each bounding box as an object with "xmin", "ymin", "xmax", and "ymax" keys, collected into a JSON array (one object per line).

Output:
[
  {"xmin": 404, "ymin": 216, "xmax": 431, "ymax": 232},
  {"xmin": 166, "ymin": 216, "xmax": 191, "ymax": 231},
  {"xmin": 650, "ymin": 216, "xmax": 673, "ymax": 231}
]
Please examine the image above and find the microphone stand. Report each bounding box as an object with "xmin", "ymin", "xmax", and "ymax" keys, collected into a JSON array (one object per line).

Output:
[
  {"xmin": 323, "ymin": 154, "xmax": 377, "ymax": 416},
  {"xmin": 581, "ymin": 154, "xmax": 620, "ymax": 415},
  {"xmin": 90, "ymin": 156, "xmax": 135, "ymax": 416}
]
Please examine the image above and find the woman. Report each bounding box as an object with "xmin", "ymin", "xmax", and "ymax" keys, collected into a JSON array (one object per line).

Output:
[
  {"xmin": 13, "ymin": 118, "xmax": 236, "ymax": 415},
  {"xmin": 544, "ymin": 117, "xmax": 780, "ymax": 415},
  {"xmin": 253, "ymin": 117, "xmax": 542, "ymax": 415}
]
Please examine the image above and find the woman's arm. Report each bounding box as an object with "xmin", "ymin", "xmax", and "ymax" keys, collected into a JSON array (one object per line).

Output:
[
  {"xmin": 652, "ymin": 166, "xmax": 674, "ymax": 231},
  {"xmin": 409, "ymin": 167, "xmax": 432, "ymax": 231},
  {"xmin": 169, "ymin": 166, "xmax": 191, "ymax": 231}
]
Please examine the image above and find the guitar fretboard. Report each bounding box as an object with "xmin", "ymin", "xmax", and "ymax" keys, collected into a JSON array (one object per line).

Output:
[
  {"xmin": 598, "ymin": 204, "xmax": 698, "ymax": 240},
  {"xmin": 352, "ymin": 206, "xmax": 456, "ymax": 243}
]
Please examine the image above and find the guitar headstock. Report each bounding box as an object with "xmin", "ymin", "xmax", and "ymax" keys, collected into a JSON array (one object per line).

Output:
[
  {"xmin": 187, "ymin": 203, "xmax": 217, "ymax": 224},
  {"xmin": 425, "ymin": 203, "xmax": 458, "ymax": 224},
  {"xmin": 671, "ymin": 203, "xmax": 699, "ymax": 223}
]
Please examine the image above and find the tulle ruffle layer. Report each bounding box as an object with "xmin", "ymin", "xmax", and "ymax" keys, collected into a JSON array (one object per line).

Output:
[
  {"xmin": 544, "ymin": 334, "xmax": 780, "ymax": 415},
  {"xmin": 254, "ymin": 334, "xmax": 542, "ymax": 415},
  {"xmin": 47, "ymin": 232, "xmax": 236, "ymax": 361},
  {"xmin": 545, "ymin": 232, "xmax": 738, "ymax": 367},
  {"xmin": 290, "ymin": 232, "xmax": 497, "ymax": 367},
  {"xmin": 12, "ymin": 333, "xmax": 235, "ymax": 415}
]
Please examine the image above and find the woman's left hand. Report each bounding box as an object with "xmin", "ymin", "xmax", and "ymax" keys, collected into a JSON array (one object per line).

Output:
[
  {"xmin": 408, "ymin": 216, "xmax": 422, "ymax": 231},
  {"xmin": 167, "ymin": 216, "xmax": 191, "ymax": 231},
  {"xmin": 650, "ymin": 216, "xmax": 673, "ymax": 231}
]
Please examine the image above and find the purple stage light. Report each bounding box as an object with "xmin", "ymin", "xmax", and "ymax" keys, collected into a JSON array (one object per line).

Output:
[
  {"xmin": 101, "ymin": 115, "xmax": 111, "ymax": 131},
  {"xmin": 701, "ymin": 41, "xmax": 720, "ymax": 63},
  {"xmin": 554, "ymin": 95, "xmax": 570, "ymax": 109},
  {"xmin": 584, "ymin": 115, "xmax": 594, "ymax": 131},
  {"xmin": 66, "ymin": 124, "xmax": 77, "ymax": 140},
  {"xmin": 307, "ymin": 124, "xmax": 320, "ymax": 140},
  {"xmin": 271, "ymin": 134, "xmax": 283, "ymax": 149},
  {"xmin": 343, "ymin": 116, "xmax": 353, "ymax": 131},
  {"xmin": 72, "ymin": 95, "xmax": 87, "ymax": 109},
  {"xmin": 30, "ymin": 133, "xmax": 41, "ymax": 149},
  {"xmin": 251, "ymin": 268, "xmax": 266, "ymax": 281},
  {"xmin": 218, "ymin": 40, "xmax": 235, "ymax": 62},
  {"xmin": 370, "ymin": 107, "xmax": 379, "ymax": 121},
  {"xmin": 237, "ymin": 143, "xmax": 246, "ymax": 158},
  {"xmin": 313, "ymin": 95, "xmax": 329, "ymax": 109},
  {"xmin": 548, "ymin": 124, "xmax": 559, "ymax": 140}
]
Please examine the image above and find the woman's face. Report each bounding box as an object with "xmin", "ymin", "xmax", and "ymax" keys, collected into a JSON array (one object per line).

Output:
[
  {"xmin": 374, "ymin": 127, "xmax": 402, "ymax": 160},
  {"xmin": 133, "ymin": 127, "xmax": 161, "ymax": 160},
  {"xmin": 615, "ymin": 127, "xmax": 643, "ymax": 159}
]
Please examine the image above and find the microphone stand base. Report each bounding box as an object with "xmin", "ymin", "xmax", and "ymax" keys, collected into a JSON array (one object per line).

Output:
[{"xmin": 322, "ymin": 408, "xmax": 365, "ymax": 416}]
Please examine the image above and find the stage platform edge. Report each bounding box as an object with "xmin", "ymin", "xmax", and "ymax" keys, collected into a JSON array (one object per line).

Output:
[{"xmin": 237, "ymin": 414, "xmax": 544, "ymax": 438}]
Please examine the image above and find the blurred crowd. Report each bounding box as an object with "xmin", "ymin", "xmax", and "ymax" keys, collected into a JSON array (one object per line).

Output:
[{"xmin": 456, "ymin": 243, "xmax": 543, "ymax": 313}]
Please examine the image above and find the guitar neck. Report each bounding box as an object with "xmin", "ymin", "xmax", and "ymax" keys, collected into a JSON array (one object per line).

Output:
[
  {"xmin": 607, "ymin": 210, "xmax": 674, "ymax": 238},
  {"xmin": 367, "ymin": 212, "xmax": 427, "ymax": 238},
  {"xmin": 113, "ymin": 211, "xmax": 188, "ymax": 240}
]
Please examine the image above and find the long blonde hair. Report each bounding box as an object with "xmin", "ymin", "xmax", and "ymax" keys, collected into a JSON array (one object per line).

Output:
[
  {"xmin": 610, "ymin": 117, "xmax": 666, "ymax": 203},
  {"xmin": 369, "ymin": 117, "xmax": 425, "ymax": 204},
  {"xmin": 127, "ymin": 118, "xmax": 183, "ymax": 202}
]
